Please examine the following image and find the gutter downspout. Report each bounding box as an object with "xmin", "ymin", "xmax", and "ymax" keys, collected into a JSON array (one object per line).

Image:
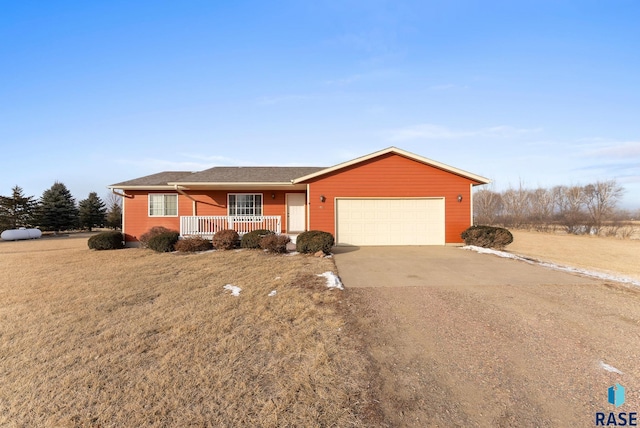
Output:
[
  {"xmin": 108, "ymin": 188, "xmax": 130, "ymax": 243},
  {"xmin": 470, "ymin": 183, "xmax": 474, "ymax": 226},
  {"xmin": 306, "ymin": 183, "xmax": 310, "ymax": 231},
  {"xmin": 110, "ymin": 188, "xmax": 132, "ymax": 198},
  {"xmin": 174, "ymin": 185, "xmax": 197, "ymax": 215}
]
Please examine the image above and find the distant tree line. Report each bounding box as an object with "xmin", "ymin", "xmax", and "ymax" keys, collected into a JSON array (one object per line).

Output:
[
  {"xmin": 474, "ymin": 179, "xmax": 636, "ymax": 238},
  {"xmin": 0, "ymin": 182, "xmax": 122, "ymax": 233}
]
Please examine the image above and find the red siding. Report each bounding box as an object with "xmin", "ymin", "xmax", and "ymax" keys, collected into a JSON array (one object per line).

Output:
[
  {"xmin": 123, "ymin": 191, "xmax": 182, "ymax": 242},
  {"xmin": 304, "ymin": 152, "xmax": 479, "ymax": 244},
  {"xmin": 122, "ymin": 190, "xmax": 304, "ymax": 242}
]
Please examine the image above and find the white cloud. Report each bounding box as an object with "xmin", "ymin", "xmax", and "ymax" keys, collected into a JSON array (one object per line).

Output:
[
  {"xmin": 584, "ymin": 141, "xmax": 640, "ymax": 158},
  {"xmin": 386, "ymin": 124, "xmax": 541, "ymax": 141}
]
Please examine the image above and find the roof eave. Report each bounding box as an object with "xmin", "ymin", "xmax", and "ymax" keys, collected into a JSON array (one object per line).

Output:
[
  {"xmin": 107, "ymin": 185, "xmax": 177, "ymax": 190},
  {"xmin": 167, "ymin": 182, "xmax": 308, "ymax": 191},
  {"xmin": 167, "ymin": 181, "xmax": 295, "ymax": 186}
]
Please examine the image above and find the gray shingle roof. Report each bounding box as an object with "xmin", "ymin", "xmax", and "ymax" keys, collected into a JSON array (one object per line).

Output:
[
  {"xmin": 178, "ymin": 167, "xmax": 325, "ymax": 183},
  {"xmin": 109, "ymin": 167, "xmax": 325, "ymax": 187},
  {"xmin": 110, "ymin": 171, "xmax": 195, "ymax": 187}
]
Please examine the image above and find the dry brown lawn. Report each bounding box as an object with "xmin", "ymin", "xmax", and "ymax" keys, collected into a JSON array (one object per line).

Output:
[
  {"xmin": 0, "ymin": 236, "xmax": 378, "ymax": 427},
  {"xmin": 508, "ymin": 229, "xmax": 640, "ymax": 281}
]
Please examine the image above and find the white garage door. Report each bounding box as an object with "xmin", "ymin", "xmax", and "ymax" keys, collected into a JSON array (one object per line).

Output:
[{"xmin": 335, "ymin": 198, "xmax": 445, "ymax": 246}]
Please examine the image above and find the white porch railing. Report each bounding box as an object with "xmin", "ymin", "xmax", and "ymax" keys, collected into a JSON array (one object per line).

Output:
[{"xmin": 180, "ymin": 216, "xmax": 282, "ymax": 238}]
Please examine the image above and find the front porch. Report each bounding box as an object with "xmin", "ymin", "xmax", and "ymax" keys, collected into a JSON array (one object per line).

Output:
[{"xmin": 180, "ymin": 215, "xmax": 282, "ymax": 238}]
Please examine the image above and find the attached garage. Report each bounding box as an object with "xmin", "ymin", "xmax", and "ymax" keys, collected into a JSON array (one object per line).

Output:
[
  {"xmin": 294, "ymin": 147, "xmax": 490, "ymax": 245},
  {"xmin": 335, "ymin": 198, "xmax": 445, "ymax": 246}
]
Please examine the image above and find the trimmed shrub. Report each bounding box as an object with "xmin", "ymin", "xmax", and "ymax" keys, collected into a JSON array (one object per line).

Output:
[
  {"xmin": 241, "ymin": 229, "xmax": 275, "ymax": 249},
  {"xmin": 139, "ymin": 226, "xmax": 175, "ymax": 248},
  {"xmin": 260, "ymin": 234, "xmax": 291, "ymax": 253},
  {"xmin": 461, "ymin": 225, "xmax": 513, "ymax": 249},
  {"xmin": 296, "ymin": 230, "xmax": 335, "ymax": 254},
  {"xmin": 147, "ymin": 231, "xmax": 180, "ymax": 253},
  {"xmin": 88, "ymin": 231, "xmax": 124, "ymax": 250},
  {"xmin": 174, "ymin": 236, "xmax": 213, "ymax": 252},
  {"xmin": 212, "ymin": 229, "xmax": 239, "ymax": 250}
]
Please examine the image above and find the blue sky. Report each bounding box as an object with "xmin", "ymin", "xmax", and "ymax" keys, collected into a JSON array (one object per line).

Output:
[{"xmin": 1, "ymin": 0, "xmax": 639, "ymax": 208}]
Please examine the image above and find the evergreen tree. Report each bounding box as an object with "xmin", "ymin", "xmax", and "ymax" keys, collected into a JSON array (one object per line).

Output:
[
  {"xmin": 0, "ymin": 185, "xmax": 37, "ymax": 230},
  {"xmin": 78, "ymin": 192, "xmax": 107, "ymax": 231},
  {"xmin": 105, "ymin": 193, "xmax": 123, "ymax": 230},
  {"xmin": 38, "ymin": 182, "xmax": 79, "ymax": 232}
]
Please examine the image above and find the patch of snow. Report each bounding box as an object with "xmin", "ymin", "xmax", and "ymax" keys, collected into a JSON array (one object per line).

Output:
[
  {"xmin": 599, "ymin": 361, "xmax": 624, "ymax": 374},
  {"xmin": 317, "ymin": 271, "xmax": 344, "ymax": 290},
  {"xmin": 462, "ymin": 246, "xmax": 640, "ymax": 287},
  {"xmin": 268, "ymin": 290, "xmax": 277, "ymax": 297},
  {"xmin": 233, "ymin": 249, "xmax": 245, "ymax": 252},
  {"xmin": 285, "ymin": 251, "xmax": 299, "ymax": 256},
  {"xmin": 274, "ymin": 276, "xmax": 281, "ymax": 280},
  {"xmin": 223, "ymin": 284, "xmax": 242, "ymax": 296}
]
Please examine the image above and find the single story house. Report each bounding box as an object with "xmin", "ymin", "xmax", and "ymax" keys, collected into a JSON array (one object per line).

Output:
[{"xmin": 108, "ymin": 147, "xmax": 490, "ymax": 246}]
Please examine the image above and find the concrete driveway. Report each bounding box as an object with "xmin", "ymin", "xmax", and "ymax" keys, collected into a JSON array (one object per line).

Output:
[
  {"xmin": 334, "ymin": 246, "xmax": 640, "ymax": 426},
  {"xmin": 333, "ymin": 245, "xmax": 598, "ymax": 287}
]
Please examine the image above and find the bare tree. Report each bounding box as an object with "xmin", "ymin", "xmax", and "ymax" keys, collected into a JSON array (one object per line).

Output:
[
  {"xmin": 583, "ymin": 179, "xmax": 624, "ymax": 235},
  {"xmin": 501, "ymin": 182, "xmax": 530, "ymax": 228},
  {"xmin": 471, "ymin": 180, "xmax": 627, "ymax": 233},
  {"xmin": 528, "ymin": 187, "xmax": 556, "ymax": 231},
  {"xmin": 473, "ymin": 188, "xmax": 503, "ymax": 225},
  {"xmin": 554, "ymin": 185, "xmax": 588, "ymax": 234}
]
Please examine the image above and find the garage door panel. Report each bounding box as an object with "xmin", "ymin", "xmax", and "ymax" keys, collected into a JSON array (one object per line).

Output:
[{"xmin": 336, "ymin": 198, "xmax": 445, "ymax": 246}]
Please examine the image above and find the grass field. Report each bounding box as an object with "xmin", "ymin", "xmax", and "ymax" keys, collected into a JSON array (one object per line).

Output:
[
  {"xmin": 0, "ymin": 236, "xmax": 376, "ymax": 427},
  {"xmin": 508, "ymin": 229, "xmax": 640, "ymax": 281},
  {"xmin": 3, "ymin": 229, "xmax": 639, "ymax": 426}
]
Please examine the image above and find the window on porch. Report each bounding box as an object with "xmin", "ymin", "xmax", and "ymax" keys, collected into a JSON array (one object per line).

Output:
[{"xmin": 228, "ymin": 194, "xmax": 262, "ymax": 216}]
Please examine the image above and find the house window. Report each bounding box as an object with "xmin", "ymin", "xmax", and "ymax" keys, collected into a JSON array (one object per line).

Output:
[
  {"xmin": 228, "ymin": 194, "xmax": 262, "ymax": 216},
  {"xmin": 149, "ymin": 194, "xmax": 178, "ymax": 217}
]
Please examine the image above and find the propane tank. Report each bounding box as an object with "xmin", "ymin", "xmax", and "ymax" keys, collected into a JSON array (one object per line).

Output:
[{"xmin": 0, "ymin": 228, "xmax": 43, "ymax": 241}]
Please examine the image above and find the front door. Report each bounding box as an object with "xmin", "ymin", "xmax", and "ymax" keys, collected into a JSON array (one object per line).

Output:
[{"xmin": 286, "ymin": 193, "xmax": 306, "ymax": 232}]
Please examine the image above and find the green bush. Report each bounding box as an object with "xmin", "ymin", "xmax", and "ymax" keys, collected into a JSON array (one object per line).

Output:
[
  {"xmin": 241, "ymin": 229, "xmax": 274, "ymax": 249},
  {"xmin": 260, "ymin": 234, "xmax": 291, "ymax": 253},
  {"xmin": 461, "ymin": 225, "xmax": 513, "ymax": 249},
  {"xmin": 147, "ymin": 231, "xmax": 180, "ymax": 252},
  {"xmin": 212, "ymin": 229, "xmax": 239, "ymax": 250},
  {"xmin": 296, "ymin": 230, "xmax": 335, "ymax": 254},
  {"xmin": 139, "ymin": 226, "xmax": 176, "ymax": 248},
  {"xmin": 174, "ymin": 236, "xmax": 213, "ymax": 252},
  {"xmin": 87, "ymin": 231, "xmax": 124, "ymax": 250}
]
